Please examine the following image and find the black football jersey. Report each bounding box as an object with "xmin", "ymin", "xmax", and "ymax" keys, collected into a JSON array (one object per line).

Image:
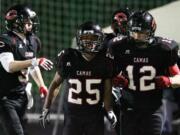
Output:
[
  {"xmin": 177, "ymin": 48, "xmax": 180, "ymax": 67},
  {"xmin": 0, "ymin": 32, "xmax": 41, "ymax": 96},
  {"xmin": 56, "ymin": 48, "xmax": 113, "ymax": 115},
  {"xmin": 108, "ymin": 36, "xmax": 179, "ymax": 109}
]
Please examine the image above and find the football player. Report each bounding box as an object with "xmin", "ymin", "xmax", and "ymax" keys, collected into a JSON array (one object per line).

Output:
[
  {"xmin": 0, "ymin": 4, "xmax": 53, "ymax": 135},
  {"xmin": 162, "ymin": 45, "xmax": 180, "ymax": 135},
  {"xmin": 108, "ymin": 10, "xmax": 180, "ymax": 135},
  {"xmin": 39, "ymin": 21, "xmax": 117, "ymax": 135},
  {"xmin": 104, "ymin": 8, "xmax": 132, "ymax": 135}
]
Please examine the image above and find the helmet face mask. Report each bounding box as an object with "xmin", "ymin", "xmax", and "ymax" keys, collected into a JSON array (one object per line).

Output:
[
  {"xmin": 5, "ymin": 4, "xmax": 39, "ymax": 34},
  {"xmin": 129, "ymin": 29, "xmax": 151, "ymax": 42},
  {"xmin": 24, "ymin": 18, "xmax": 33, "ymax": 33},
  {"xmin": 76, "ymin": 21, "xmax": 104, "ymax": 53},
  {"xmin": 130, "ymin": 31, "xmax": 151, "ymax": 48},
  {"xmin": 79, "ymin": 34, "xmax": 103, "ymax": 52}
]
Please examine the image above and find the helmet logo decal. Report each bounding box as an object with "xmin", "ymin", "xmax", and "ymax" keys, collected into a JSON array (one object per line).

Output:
[
  {"xmin": 5, "ymin": 10, "xmax": 17, "ymax": 20},
  {"xmin": 83, "ymin": 30, "xmax": 94, "ymax": 34},
  {"xmin": 26, "ymin": 8, "xmax": 36, "ymax": 18},
  {"xmin": 131, "ymin": 27, "xmax": 141, "ymax": 31}
]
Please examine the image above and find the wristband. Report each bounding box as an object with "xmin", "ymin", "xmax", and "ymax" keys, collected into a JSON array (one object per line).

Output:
[{"xmin": 31, "ymin": 58, "xmax": 39, "ymax": 67}]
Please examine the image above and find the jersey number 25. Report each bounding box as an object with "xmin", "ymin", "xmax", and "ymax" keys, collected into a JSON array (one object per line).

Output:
[{"xmin": 68, "ymin": 79, "xmax": 101, "ymax": 105}]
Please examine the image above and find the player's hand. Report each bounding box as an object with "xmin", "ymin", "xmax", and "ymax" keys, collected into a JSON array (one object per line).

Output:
[
  {"xmin": 107, "ymin": 110, "xmax": 117, "ymax": 128},
  {"xmin": 155, "ymin": 76, "xmax": 171, "ymax": 89},
  {"xmin": 31, "ymin": 58, "xmax": 53, "ymax": 70},
  {"xmin": 39, "ymin": 86, "xmax": 48, "ymax": 98},
  {"xmin": 39, "ymin": 108, "xmax": 50, "ymax": 128},
  {"xmin": 112, "ymin": 75, "xmax": 128, "ymax": 88},
  {"xmin": 38, "ymin": 58, "xmax": 53, "ymax": 70}
]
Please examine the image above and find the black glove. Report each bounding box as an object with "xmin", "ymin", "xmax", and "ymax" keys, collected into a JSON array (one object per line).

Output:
[
  {"xmin": 107, "ymin": 110, "xmax": 117, "ymax": 128},
  {"xmin": 39, "ymin": 108, "xmax": 50, "ymax": 128}
]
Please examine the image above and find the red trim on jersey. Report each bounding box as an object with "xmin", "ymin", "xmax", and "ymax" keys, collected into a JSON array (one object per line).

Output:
[{"xmin": 169, "ymin": 65, "xmax": 180, "ymax": 76}]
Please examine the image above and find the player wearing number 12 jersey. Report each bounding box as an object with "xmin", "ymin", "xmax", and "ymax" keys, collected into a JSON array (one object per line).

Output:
[
  {"xmin": 40, "ymin": 21, "xmax": 117, "ymax": 135},
  {"xmin": 108, "ymin": 10, "xmax": 180, "ymax": 135}
]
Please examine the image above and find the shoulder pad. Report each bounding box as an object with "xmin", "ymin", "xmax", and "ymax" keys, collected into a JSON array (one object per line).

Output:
[
  {"xmin": 108, "ymin": 35, "xmax": 127, "ymax": 49},
  {"xmin": 56, "ymin": 48, "xmax": 79, "ymax": 64},
  {"xmin": 57, "ymin": 48, "xmax": 76, "ymax": 57},
  {"xmin": 0, "ymin": 34, "xmax": 12, "ymax": 45},
  {"xmin": 104, "ymin": 33, "xmax": 116, "ymax": 41},
  {"xmin": 112, "ymin": 35, "xmax": 126, "ymax": 43},
  {"xmin": 0, "ymin": 34, "xmax": 13, "ymax": 53},
  {"xmin": 157, "ymin": 37, "xmax": 179, "ymax": 51},
  {"xmin": 32, "ymin": 35, "xmax": 41, "ymax": 52},
  {"xmin": 55, "ymin": 48, "xmax": 78, "ymax": 75}
]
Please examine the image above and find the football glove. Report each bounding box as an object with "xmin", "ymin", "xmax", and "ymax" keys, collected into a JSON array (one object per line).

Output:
[
  {"xmin": 112, "ymin": 75, "xmax": 128, "ymax": 88},
  {"xmin": 39, "ymin": 58, "xmax": 53, "ymax": 70},
  {"xmin": 155, "ymin": 76, "xmax": 171, "ymax": 89},
  {"xmin": 31, "ymin": 58, "xmax": 53, "ymax": 70},
  {"xmin": 107, "ymin": 110, "xmax": 117, "ymax": 128},
  {"xmin": 39, "ymin": 108, "xmax": 50, "ymax": 128},
  {"xmin": 39, "ymin": 86, "xmax": 48, "ymax": 98}
]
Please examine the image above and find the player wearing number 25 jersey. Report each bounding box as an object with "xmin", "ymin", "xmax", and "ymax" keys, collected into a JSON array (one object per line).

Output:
[
  {"xmin": 40, "ymin": 21, "xmax": 117, "ymax": 135},
  {"xmin": 57, "ymin": 48, "xmax": 112, "ymax": 116},
  {"xmin": 108, "ymin": 10, "xmax": 180, "ymax": 135}
]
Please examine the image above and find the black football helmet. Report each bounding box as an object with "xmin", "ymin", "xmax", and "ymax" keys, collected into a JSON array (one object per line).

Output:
[
  {"xmin": 111, "ymin": 8, "xmax": 131, "ymax": 36},
  {"xmin": 128, "ymin": 10, "xmax": 156, "ymax": 44},
  {"xmin": 5, "ymin": 4, "xmax": 39, "ymax": 33},
  {"xmin": 76, "ymin": 21, "xmax": 104, "ymax": 53}
]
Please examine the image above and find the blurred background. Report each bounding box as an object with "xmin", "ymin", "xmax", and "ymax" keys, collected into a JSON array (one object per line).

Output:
[{"xmin": 0, "ymin": 0, "xmax": 180, "ymax": 135}]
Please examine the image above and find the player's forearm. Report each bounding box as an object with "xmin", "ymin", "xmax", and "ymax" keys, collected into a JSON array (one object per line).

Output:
[
  {"xmin": 44, "ymin": 72, "xmax": 62, "ymax": 109},
  {"xmin": 30, "ymin": 66, "xmax": 45, "ymax": 87},
  {"xmin": 169, "ymin": 64, "xmax": 180, "ymax": 88},
  {"xmin": 44, "ymin": 80, "xmax": 60, "ymax": 109},
  {"xmin": 103, "ymin": 78, "xmax": 113, "ymax": 112},
  {"xmin": 9, "ymin": 59, "xmax": 33, "ymax": 72},
  {"xmin": 0, "ymin": 52, "xmax": 39, "ymax": 73},
  {"xmin": 30, "ymin": 68, "xmax": 41, "ymax": 87},
  {"xmin": 104, "ymin": 97, "xmax": 112, "ymax": 112}
]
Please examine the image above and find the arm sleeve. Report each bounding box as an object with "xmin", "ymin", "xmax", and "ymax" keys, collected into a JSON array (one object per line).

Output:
[
  {"xmin": 169, "ymin": 45, "xmax": 179, "ymax": 66},
  {"xmin": 0, "ymin": 36, "xmax": 12, "ymax": 53},
  {"xmin": 36, "ymin": 36, "xmax": 41, "ymax": 53},
  {"xmin": 161, "ymin": 38, "xmax": 179, "ymax": 66},
  {"xmin": 32, "ymin": 35, "xmax": 41, "ymax": 53},
  {"xmin": 0, "ymin": 52, "xmax": 14, "ymax": 72}
]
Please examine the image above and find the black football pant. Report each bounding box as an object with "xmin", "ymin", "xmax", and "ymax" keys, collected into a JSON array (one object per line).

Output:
[
  {"xmin": 63, "ymin": 112, "xmax": 104, "ymax": 135},
  {"xmin": 0, "ymin": 91, "xmax": 27, "ymax": 135},
  {"xmin": 120, "ymin": 105, "xmax": 166, "ymax": 135}
]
